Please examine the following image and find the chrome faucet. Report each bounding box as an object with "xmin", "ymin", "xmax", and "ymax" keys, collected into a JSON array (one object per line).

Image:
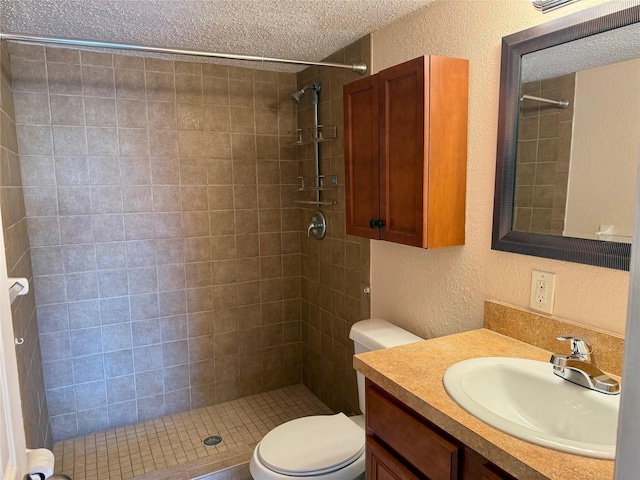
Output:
[{"xmin": 550, "ymin": 335, "xmax": 620, "ymax": 394}]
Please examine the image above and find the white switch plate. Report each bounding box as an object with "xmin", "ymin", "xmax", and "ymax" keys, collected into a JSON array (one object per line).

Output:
[{"xmin": 529, "ymin": 270, "xmax": 556, "ymax": 314}]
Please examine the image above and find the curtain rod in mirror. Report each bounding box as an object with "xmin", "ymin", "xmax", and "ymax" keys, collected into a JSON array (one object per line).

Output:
[
  {"xmin": 520, "ymin": 94, "xmax": 569, "ymax": 109},
  {"xmin": 530, "ymin": 0, "xmax": 581, "ymax": 13}
]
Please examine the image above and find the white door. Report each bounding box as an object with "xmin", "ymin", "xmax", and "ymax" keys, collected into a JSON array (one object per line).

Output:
[
  {"xmin": 615, "ymin": 160, "xmax": 640, "ymax": 478},
  {"xmin": 0, "ymin": 207, "xmax": 27, "ymax": 480}
]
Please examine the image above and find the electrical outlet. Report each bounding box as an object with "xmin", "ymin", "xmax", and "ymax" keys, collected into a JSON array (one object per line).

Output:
[{"xmin": 529, "ymin": 270, "xmax": 556, "ymax": 314}]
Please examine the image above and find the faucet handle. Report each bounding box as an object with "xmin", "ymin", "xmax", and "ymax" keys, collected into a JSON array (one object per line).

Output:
[{"xmin": 557, "ymin": 334, "xmax": 593, "ymax": 358}]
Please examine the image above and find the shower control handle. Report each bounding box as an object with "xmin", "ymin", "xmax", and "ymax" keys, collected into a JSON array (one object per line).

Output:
[
  {"xmin": 307, "ymin": 222, "xmax": 321, "ymax": 237},
  {"xmin": 307, "ymin": 210, "xmax": 327, "ymax": 240}
]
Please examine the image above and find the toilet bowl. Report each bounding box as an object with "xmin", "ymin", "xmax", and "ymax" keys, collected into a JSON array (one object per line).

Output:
[
  {"xmin": 250, "ymin": 319, "xmax": 422, "ymax": 480},
  {"xmin": 250, "ymin": 413, "xmax": 366, "ymax": 480}
]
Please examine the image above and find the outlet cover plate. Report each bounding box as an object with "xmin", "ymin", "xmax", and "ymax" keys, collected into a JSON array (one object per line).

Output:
[{"xmin": 530, "ymin": 270, "xmax": 556, "ymax": 314}]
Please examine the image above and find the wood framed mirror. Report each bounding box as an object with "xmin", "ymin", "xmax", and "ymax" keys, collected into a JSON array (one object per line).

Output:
[{"xmin": 492, "ymin": 3, "xmax": 640, "ymax": 271}]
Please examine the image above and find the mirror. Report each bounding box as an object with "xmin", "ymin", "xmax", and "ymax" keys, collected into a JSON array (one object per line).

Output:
[
  {"xmin": 515, "ymin": 26, "xmax": 640, "ymax": 242},
  {"xmin": 492, "ymin": 3, "xmax": 640, "ymax": 271}
]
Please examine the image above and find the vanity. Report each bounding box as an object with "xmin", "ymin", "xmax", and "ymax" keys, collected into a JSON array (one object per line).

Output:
[
  {"xmin": 354, "ymin": 301, "xmax": 623, "ymax": 480},
  {"xmin": 365, "ymin": 379, "xmax": 515, "ymax": 480}
]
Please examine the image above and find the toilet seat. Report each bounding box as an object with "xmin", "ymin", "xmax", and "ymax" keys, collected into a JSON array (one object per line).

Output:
[{"xmin": 257, "ymin": 413, "xmax": 365, "ymax": 476}]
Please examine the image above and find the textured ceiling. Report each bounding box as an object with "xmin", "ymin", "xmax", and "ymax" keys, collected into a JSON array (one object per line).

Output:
[
  {"xmin": 522, "ymin": 21, "xmax": 640, "ymax": 82},
  {"xmin": 0, "ymin": 0, "xmax": 435, "ymax": 71}
]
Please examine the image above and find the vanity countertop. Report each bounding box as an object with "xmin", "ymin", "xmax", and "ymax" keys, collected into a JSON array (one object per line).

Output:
[{"xmin": 353, "ymin": 328, "xmax": 615, "ymax": 480}]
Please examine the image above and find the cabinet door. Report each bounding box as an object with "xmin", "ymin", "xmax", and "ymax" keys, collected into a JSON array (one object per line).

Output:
[
  {"xmin": 367, "ymin": 382, "xmax": 459, "ymax": 480},
  {"xmin": 461, "ymin": 447, "xmax": 517, "ymax": 480},
  {"xmin": 344, "ymin": 75, "xmax": 380, "ymax": 239},
  {"xmin": 481, "ymin": 466, "xmax": 514, "ymax": 480},
  {"xmin": 366, "ymin": 436, "xmax": 419, "ymax": 480},
  {"xmin": 425, "ymin": 56, "xmax": 468, "ymax": 248},
  {"xmin": 378, "ymin": 57, "xmax": 427, "ymax": 247}
]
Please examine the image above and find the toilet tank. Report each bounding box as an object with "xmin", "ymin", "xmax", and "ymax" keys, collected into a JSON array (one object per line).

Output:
[{"xmin": 349, "ymin": 319, "xmax": 422, "ymax": 414}]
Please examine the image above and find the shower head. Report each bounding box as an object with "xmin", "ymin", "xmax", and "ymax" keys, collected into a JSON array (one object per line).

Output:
[
  {"xmin": 291, "ymin": 83, "xmax": 321, "ymax": 104},
  {"xmin": 291, "ymin": 89, "xmax": 306, "ymax": 104}
]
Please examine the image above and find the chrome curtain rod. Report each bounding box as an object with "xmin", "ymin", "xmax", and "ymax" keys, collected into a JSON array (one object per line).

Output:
[
  {"xmin": 0, "ymin": 32, "xmax": 368, "ymax": 75},
  {"xmin": 520, "ymin": 94, "xmax": 569, "ymax": 109}
]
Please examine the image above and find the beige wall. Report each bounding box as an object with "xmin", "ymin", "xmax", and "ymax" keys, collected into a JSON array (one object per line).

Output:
[
  {"xmin": 0, "ymin": 40, "xmax": 52, "ymax": 448},
  {"xmin": 565, "ymin": 58, "xmax": 640, "ymax": 240},
  {"xmin": 369, "ymin": 0, "xmax": 629, "ymax": 338}
]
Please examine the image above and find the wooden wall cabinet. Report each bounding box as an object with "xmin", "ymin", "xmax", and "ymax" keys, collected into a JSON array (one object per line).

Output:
[
  {"xmin": 344, "ymin": 56, "xmax": 469, "ymax": 248},
  {"xmin": 365, "ymin": 380, "xmax": 516, "ymax": 480}
]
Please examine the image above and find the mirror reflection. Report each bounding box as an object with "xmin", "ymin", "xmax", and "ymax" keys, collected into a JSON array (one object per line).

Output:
[{"xmin": 512, "ymin": 24, "xmax": 640, "ymax": 243}]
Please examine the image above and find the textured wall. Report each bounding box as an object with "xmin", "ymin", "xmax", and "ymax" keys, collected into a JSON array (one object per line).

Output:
[
  {"xmin": 369, "ymin": 0, "xmax": 630, "ymax": 339},
  {"xmin": 565, "ymin": 59, "xmax": 640, "ymax": 240},
  {"xmin": 9, "ymin": 43, "xmax": 300, "ymax": 441},
  {"xmin": 0, "ymin": 40, "xmax": 52, "ymax": 448},
  {"xmin": 296, "ymin": 37, "xmax": 372, "ymax": 415}
]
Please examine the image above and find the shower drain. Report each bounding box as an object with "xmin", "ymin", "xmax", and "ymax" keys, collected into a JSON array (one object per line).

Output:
[{"xmin": 202, "ymin": 435, "xmax": 223, "ymax": 447}]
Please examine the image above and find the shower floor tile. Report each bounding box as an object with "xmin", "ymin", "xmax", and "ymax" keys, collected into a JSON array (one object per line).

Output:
[{"xmin": 52, "ymin": 384, "xmax": 332, "ymax": 480}]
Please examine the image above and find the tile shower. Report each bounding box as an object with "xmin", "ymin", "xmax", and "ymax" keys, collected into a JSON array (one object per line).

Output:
[
  {"xmin": 0, "ymin": 40, "xmax": 52, "ymax": 449},
  {"xmin": 1, "ymin": 33, "xmax": 370, "ymax": 477},
  {"xmin": 296, "ymin": 37, "xmax": 371, "ymax": 416},
  {"xmin": 10, "ymin": 42, "xmax": 303, "ymax": 441},
  {"xmin": 514, "ymin": 73, "xmax": 575, "ymax": 235}
]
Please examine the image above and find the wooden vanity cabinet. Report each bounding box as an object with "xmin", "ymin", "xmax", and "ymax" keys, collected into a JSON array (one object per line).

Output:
[
  {"xmin": 343, "ymin": 55, "xmax": 468, "ymax": 248},
  {"xmin": 365, "ymin": 380, "xmax": 515, "ymax": 480}
]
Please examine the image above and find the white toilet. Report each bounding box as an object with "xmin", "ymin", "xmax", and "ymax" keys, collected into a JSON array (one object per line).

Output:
[{"xmin": 250, "ymin": 319, "xmax": 422, "ymax": 480}]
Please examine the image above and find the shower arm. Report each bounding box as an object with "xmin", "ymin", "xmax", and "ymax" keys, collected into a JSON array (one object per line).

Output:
[
  {"xmin": 0, "ymin": 32, "xmax": 368, "ymax": 74},
  {"xmin": 299, "ymin": 83, "xmax": 321, "ymax": 95},
  {"xmin": 520, "ymin": 94, "xmax": 569, "ymax": 109}
]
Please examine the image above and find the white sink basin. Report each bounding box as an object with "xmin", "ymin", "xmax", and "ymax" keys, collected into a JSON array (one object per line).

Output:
[{"xmin": 443, "ymin": 357, "xmax": 620, "ymax": 459}]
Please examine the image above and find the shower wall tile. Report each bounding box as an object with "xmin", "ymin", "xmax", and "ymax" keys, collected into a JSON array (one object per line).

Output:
[
  {"xmin": 46, "ymin": 47, "xmax": 80, "ymax": 65},
  {"xmin": 72, "ymin": 353, "xmax": 104, "ymax": 383},
  {"xmin": 13, "ymin": 92, "xmax": 51, "ymax": 125},
  {"xmin": 81, "ymin": 51, "xmax": 113, "ymax": 68},
  {"xmin": 11, "ymin": 44, "xmax": 300, "ymax": 441},
  {"xmin": 108, "ymin": 401, "xmax": 137, "ymax": 428},
  {"xmin": 0, "ymin": 40, "xmax": 53, "ymax": 448},
  {"xmin": 296, "ymin": 36, "xmax": 371, "ymax": 415},
  {"xmin": 10, "ymin": 58, "xmax": 48, "ymax": 93},
  {"xmin": 103, "ymin": 349, "xmax": 134, "ymax": 377},
  {"xmin": 68, "ymin": 300, "xmax": 100, "ymax": 329},
  {"xmin": 16, "ymin": 125, "xmax": 53, "ymax": 155},
  {"xmin": 38, "ymin": 304, "xmax": 69, "ymax": 333},
  {"xmin": 77, "ymin": 407, "xmax": 108, "ymax": 436},
  {"xmin": 514, "ymin": 74, "xmax": 575, "ymax": 235},
  {"xmin": 106, "ymin": 375, "xmax": 136, "ymax": 404}
]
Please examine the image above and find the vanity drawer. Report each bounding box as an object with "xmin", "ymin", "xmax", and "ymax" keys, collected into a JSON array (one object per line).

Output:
[
  {"xmin": 366, "ymin": 381, "xmax": 460, "ymax": 480},
  {"xmin": 367, "ymin": 436, "xmax": 419, "ymax": 480}
]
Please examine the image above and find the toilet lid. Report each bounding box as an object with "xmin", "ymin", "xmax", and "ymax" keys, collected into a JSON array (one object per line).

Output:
[{"xmin": 257, "ymin": 413, "xmax": 365, "ymax": 476}]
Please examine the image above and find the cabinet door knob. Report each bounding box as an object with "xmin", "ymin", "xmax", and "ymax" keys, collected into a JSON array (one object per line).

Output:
[
  {"xmin": 376, "ymin": 219, "xmax": 386, "ymax": 228},
  {"xmin": 369, "ymin": 219, "xmax": 377, "ymax": 229}
]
